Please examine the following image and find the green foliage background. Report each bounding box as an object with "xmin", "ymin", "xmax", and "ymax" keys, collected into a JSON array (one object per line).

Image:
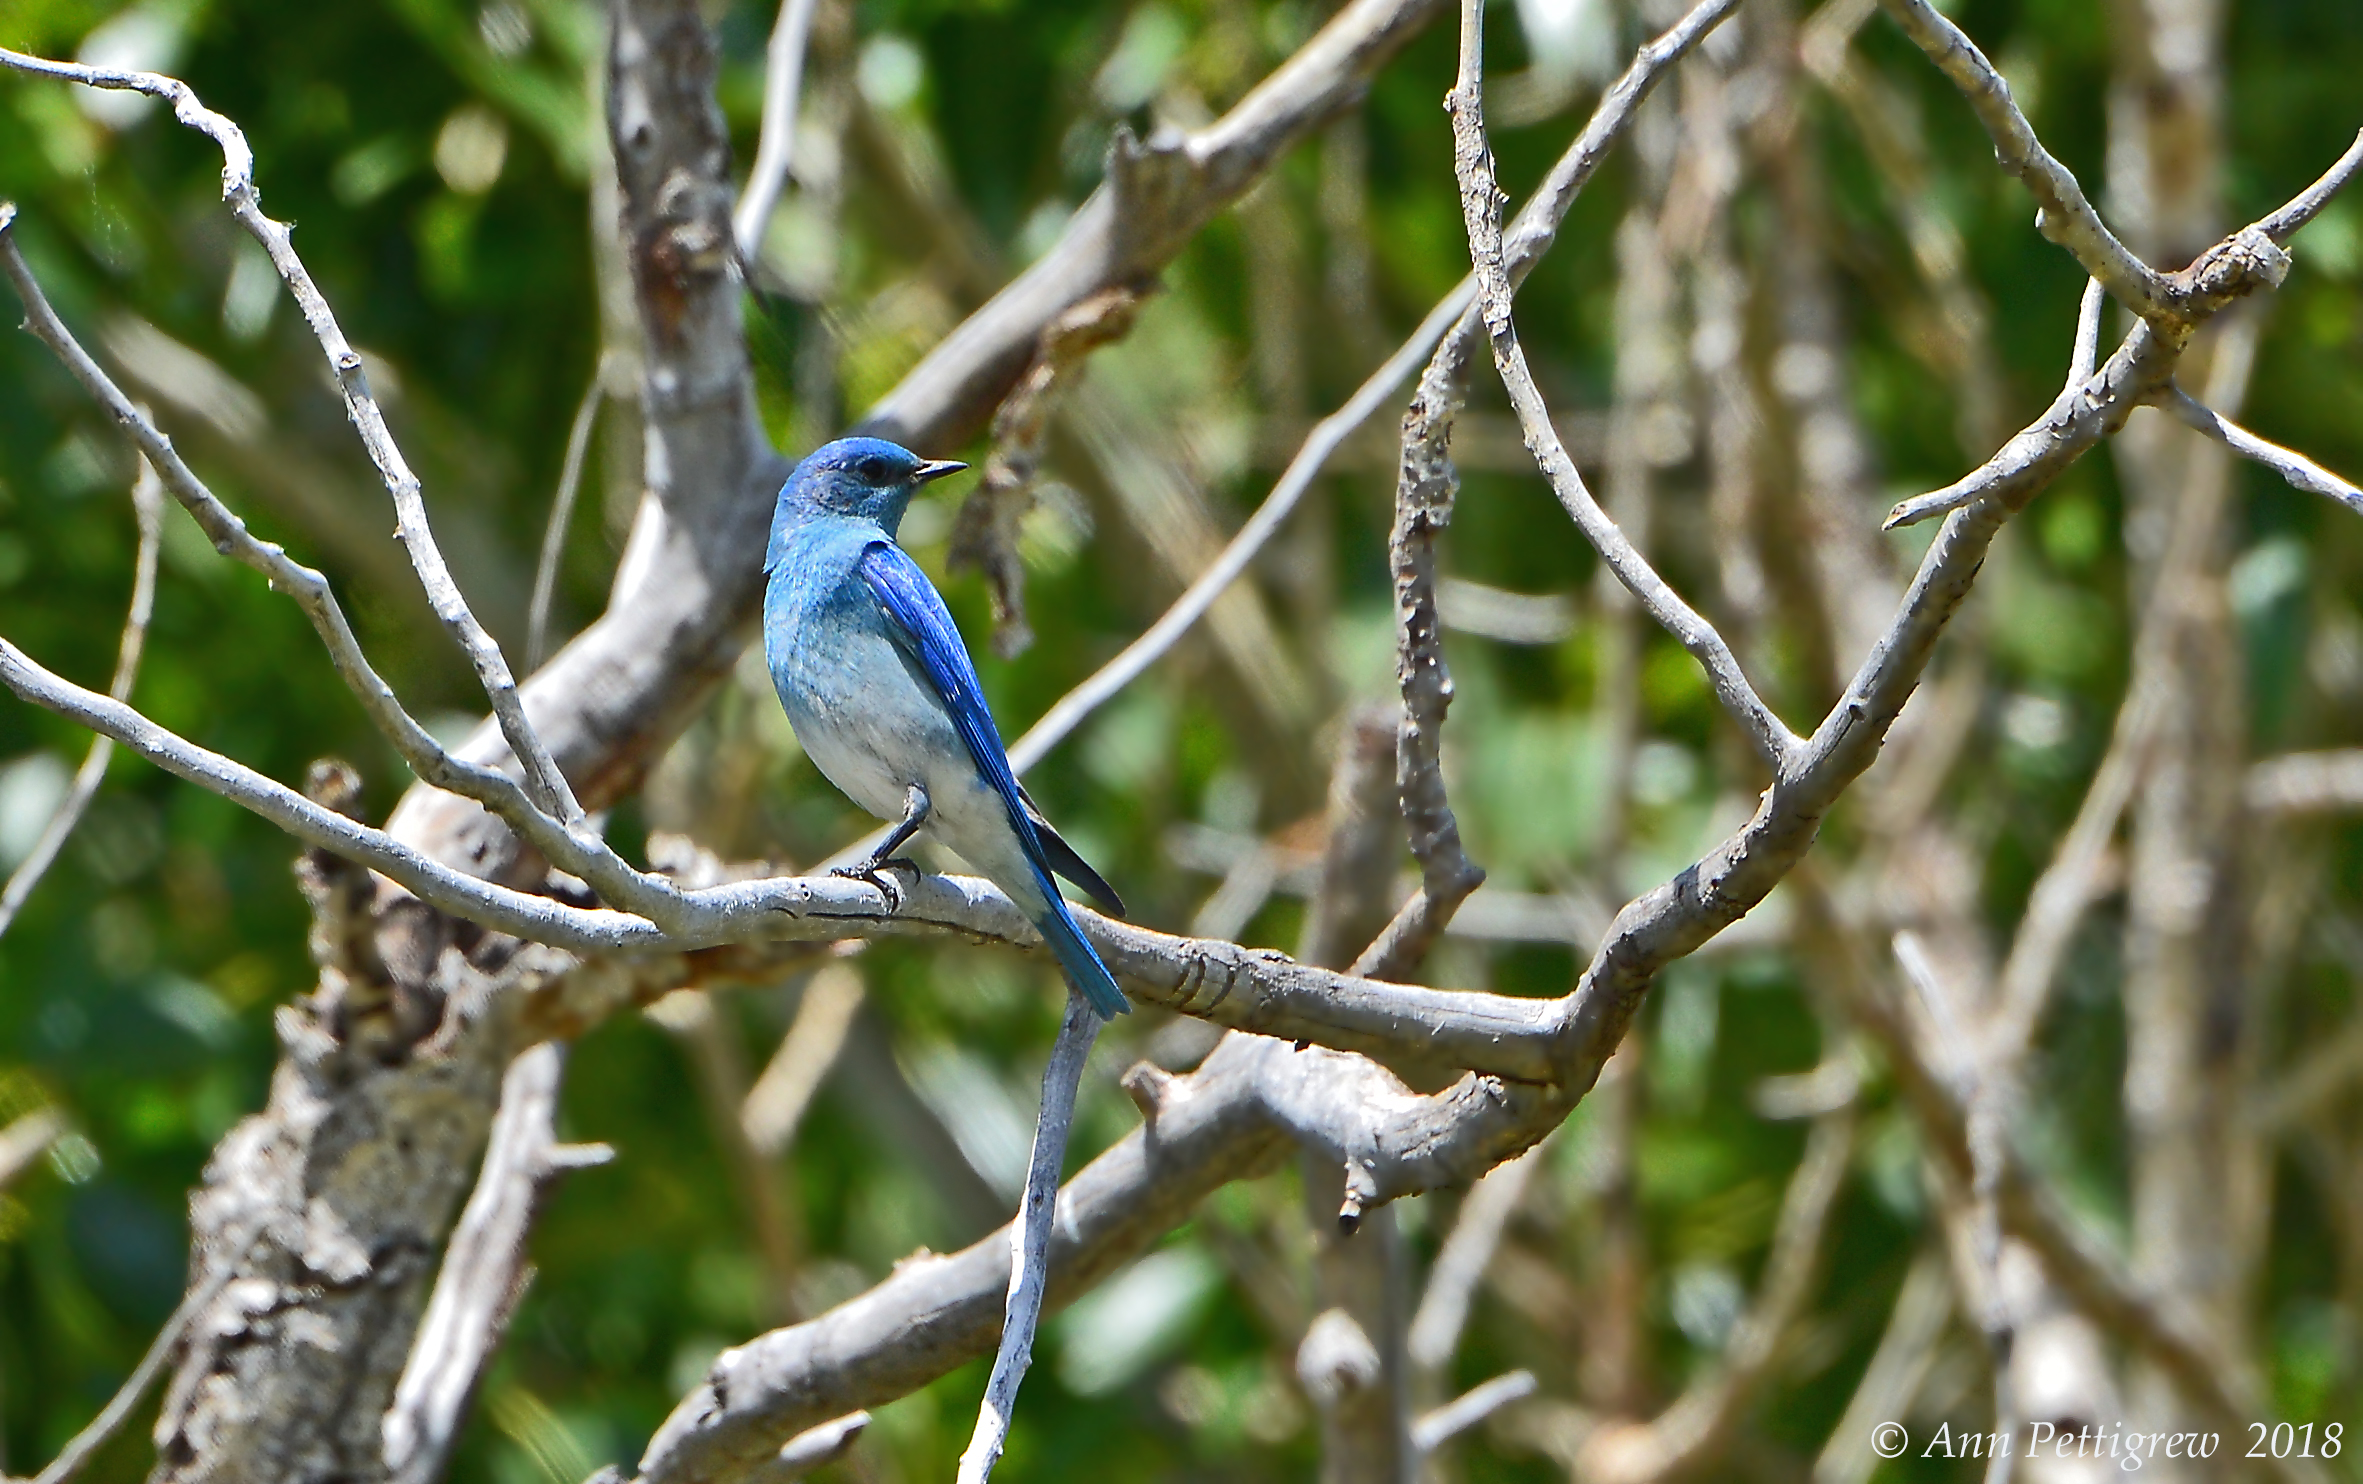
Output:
[{"xmin": 0, "ymin": 0, "xmax": 2360, "ymax": 1478}]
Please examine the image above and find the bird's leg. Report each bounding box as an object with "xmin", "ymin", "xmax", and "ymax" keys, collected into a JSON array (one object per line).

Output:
[{"xmin": 834, "ymin": 783, "xmax": 930, "ymax": 909}]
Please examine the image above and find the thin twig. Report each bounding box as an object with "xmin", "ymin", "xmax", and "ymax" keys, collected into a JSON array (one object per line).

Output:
[
  {"xmin": 2066, "ymin": 277, "xmax": 2106, "ymax": 390},
  {"xmin": 528, "ymin": 369, "xmax": 608, "ymax": 671},
  {"xmin": 1405, "ymin": 1143, "xmax": 1542, "ymax": 1377},
  {"xmin": 0, "ymin": 1107, "xmax": 64, "ymax": 1191},
  {"xmin": 1411, "ymin": 1370, "xmax": 1536, "ymax": 1453},
  {"xmin": 2245, "ymin": 1008, "xmax": 2363, "ymax": 1133},
  {"xmin": 1811, "ymin": 1248, "xmax": 1951, "ymax": 1484},
  {"xmin": 2245, "ymin": 750, "xmax": 2363, "ymax": 817},
  {"xmin": 741, "ymin": 961, "xmax": 866, "ymax": 1157},
  {"xmin": 1991, "ymin": 311, "xmax": 2263, "ymax": 1063},
  {"xmin": 2259, "ymin": 128, "xmax": 2363, "ymax": 243},
  {"xmin": 734, "ymin": 0, "xmax": 823, "ymax": 261},
  {"xmin": 0, "ymin": 208, "xmax": 686, "ymax": 929},
  {"xmin": 0, "ymin": 46, "xmax": 585, "ymax": 826},
  {"xmin": 1447, "ymin": 0, "xmax": 1796, "ymax": 768},
  {"xmin": 29, "ymin": 1265, "xmax": 241, "ymax": 1484},
  {"xmin": 1559, "ymin": 1110, "xmax": 1857, "ymax": 1484},
  {"xmin": 774, "ymin": 1412, "xmax": 869, "ymax": 1475},
  {"xmin": 1005, "ymin": 282, "xmax": 1472, "ymax": 773},
  {"xmin": 1892, "ymin": 933, "xmax": 2012, "ymax": 1437},
  {"xmin": 1869, "ymin": 0, "xmax": 2165, "ymax": 318},
  {"xmin": 385, "ymin": 1042, "xmax": 613, "ymax": 1484},
  {"xmin": 1354, "ymin": 0, "xmax": 1744, "ymax": 981},
  {"xmin": 1884, "ymin": 281, "xmax": 2130, "ymax": 531},
  {"xmin": 956, "ymin": 990, "xmax": 1103, "ymax": 1483},
  {"xmin": 2158, "ymin": 384, "xmax": 2363, "ymax": 515},
  {"xmin": 951, "ymin": 285, "xmax": 1146, "ymax": 658},
  {"xmin": 1985, "ymin": 689, "xmax": 2152, "ymax": 1064},
  {"xmin": 0, "ymin": 454, "xmax": 162, "ymax": 940}
]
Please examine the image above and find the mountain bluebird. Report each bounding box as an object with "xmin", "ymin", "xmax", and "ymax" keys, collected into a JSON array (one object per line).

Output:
[{"xmin": 762, "ymin": 437, "xmax": 1129, "ymax": 1018}]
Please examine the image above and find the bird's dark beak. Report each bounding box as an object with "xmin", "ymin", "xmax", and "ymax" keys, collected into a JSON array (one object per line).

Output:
[{"xmin": 913, "ymin": 459, "xmax": 968, "ymax": 484}]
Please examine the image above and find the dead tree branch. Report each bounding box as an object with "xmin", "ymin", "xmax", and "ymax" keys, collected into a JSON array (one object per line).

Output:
[
  {"xmin": 1357, "ymin": 0, "xmax": 1743, "ymax": 981},
  {"xmin": 0, "ymin": 452, "xmax": 160, "ymax": 940},
  {"xmin": 384, "ymin": 1042, "xmax": 613, "ymax": 1484},
  {"xmin": 734, "ymin": 0, "xmax": 823, "ymax": 261},
  {"xmin": 1448, "ymin": 0, "xmax": 1796, "ymax": 769},
  {"xmin": 2158, "ymin": 384, "xmax": 2363, "ymax": 514},
  {"xmin": 956, "ymin": 989, "xmax": 1104, "ymax": 1483}
]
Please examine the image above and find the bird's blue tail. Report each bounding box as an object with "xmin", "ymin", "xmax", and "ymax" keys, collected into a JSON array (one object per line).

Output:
[{"xmin": 1032, "ymin": 891, "xmax": 1128, "ymax": 1019}]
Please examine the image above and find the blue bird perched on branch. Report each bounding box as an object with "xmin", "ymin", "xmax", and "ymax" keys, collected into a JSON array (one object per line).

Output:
[{"xmin": 762, "ymin": 436, "xmax": 1130, "ymax": 1019}]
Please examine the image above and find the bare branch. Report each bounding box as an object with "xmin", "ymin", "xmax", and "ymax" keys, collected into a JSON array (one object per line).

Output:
[
  {"xmin": 734, "ymin": 0, "xmax": 823, "ymax": 261},
  {"xmin": 2259, "ymin": 128, "xmax": 2363, "ymax": 243},
  {"xmin": 0, "ymin": 453, "xmax": 160, "ymax": 940},
  {"xmin": 773, "ymin": 1413, "xmax": 868, "ymax": 1477},
  {"xmin": 1448, "ymin": 0, "xmax": 1796, "ymax": 770},
  {"xmin": 1006, "ymin": 282, "xmax": 1472, "ymax": 773},
  {"xmin": 27, "ymin": 1260, "xmax": 245, "ymax": 1484},
  {"xmin": 634, "ymin": 1030, "xmax": 1290, "ymax": 1484},
  {"xmin": 1827, "ymin": 902, "xmax": 2322, "ymax": 1484},
  {"xmin": 1500, "ymin": 1110, "xmax": 1855, "ymax": 1484},
  {"xmin": 1811, "ymin": 1248, "xmax": 1952, "ymax": 1484},
  {"xmin": 1591, "ymin": 1111, "xmax": 1854, "ymax": 1484},
  {"xmin": 741, "ymin": 961, "xmax": 865, "ymax": 1157},
  {"xmin": 957, "ymin": 992, "xmax": 1104, "ymax": 1483},
  {"xmin": 1357, "ymin": 0, "xmax": 1744, "ymax": 981},
  {"xmin": 2158, "ymin": 384, "xmax": 2363, "ymax": 514},
  {"xmin": 0, "ymin": 636, "xmax": 1593, "ymax": 1079},
  {"xmin": 1993, "ymin": 309, "xmax": 2263, "ymax": 1066},
  {"xmin": 0, "ymin": 210, "xmax": 687, "ymax": 928},
  {"xmin": 950, "ymin": 285, "xmax": 1146, "ymax": 658},
  {"xmin": 2245, "ymin": 750, "xmax": 2363, "ymax": 817},
  {"xmin": 1869, "ymin": 0, "xmax": 2167, "ymax": 317},
  {"xmin": 1301, "ymin": 707, "xmax": 1409, "ymax": 972},
  {"xmin": 1297, "ymin": 1160, "xmax": 1412, "ymax": 1481},
  {"xmin": 2246, "ymin": 1008, "xmax": 2363, "ymax": 1134},
  {"xmin": 859, "ymin": 0, "xmax": 1447, "ymax": 445},
  {"xmin": 0, "ymin": 1106, "xmax": 63, "ymax": 1192},
  {"xmin": 1986, "ymin": 673, "xmax": 2158, "ymax": 1066},
  {"xmin": 385, "ymin": 1042, "xmax": 613, "ymax": 1484},
  {"xmin": 528, "ymin": 368, "xmax": 609, "ymax": 671},
  {"xmin": 0, "ymin": 640, "xmax": 670, "ymax": 952},
  {"xmin": 2068, "ymin": 276, "xmax": 2105, "ymax": 390},
  {"xmin": 1878, "ymin": 235, "xmax": 2283, "ymax": 534},
  {"xmin": 1296, "ymin": 723, "xmax": 1417, "ymax": 1482},
  {"xmin": 1405, "ymin": 1143, "xmax": 1543, "ymax": 1378},
  {"xmin": 0, "ymin": 46, "xmax": 585, "ymax": 825},
  {"xmin": 1411, "ymin": 1369, "xmax": 1535, "ymax": 1454}
]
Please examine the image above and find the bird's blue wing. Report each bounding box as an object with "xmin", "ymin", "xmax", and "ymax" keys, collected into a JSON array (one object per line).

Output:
[
  {"xmin": 856, "ymin": 539, "xmax": 1127, "ymax": 1015},
  {"xmin": 855, "ymin": 539, "xmax": 1029, "ymax": 833}
]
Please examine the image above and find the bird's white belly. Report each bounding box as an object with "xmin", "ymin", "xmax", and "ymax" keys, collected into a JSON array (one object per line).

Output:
[{"xmin": 781, "ymin": 628, "xmax": 1041, "ymax": 906}]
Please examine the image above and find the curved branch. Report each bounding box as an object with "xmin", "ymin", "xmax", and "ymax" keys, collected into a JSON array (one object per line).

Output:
[
  {"xmin": 734, "ymin": 0, "xmax": 822, "ymax": 260},
  {"xmin": 0, "ymin": 205, "xmax": 686, "ymax": 929},
  {"xmin": 0, "ymin": 45, "xmax": 584, "ymax": 826},
  {"xmin": 2158, "ymin": 384, "xmax": 2363, "ymax": 514},
  {"xmin": 1869, "ymin": 0, "xmax": 2167, "ymax": 317},
  {"xmin": 1449, "ymin": 0, "xmax": 1796, "ymax": 768},
  {"xmin": 0, "ymin": 453, "xmax": 160, "ymax": 940}
]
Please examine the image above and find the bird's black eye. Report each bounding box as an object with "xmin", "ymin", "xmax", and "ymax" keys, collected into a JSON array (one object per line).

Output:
[{"xmin": 857, "ymin": 456, "xmax": 892, "ymax": 484}]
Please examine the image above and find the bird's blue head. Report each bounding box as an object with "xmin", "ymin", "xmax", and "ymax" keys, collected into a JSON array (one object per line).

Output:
[{"xmin": 769, "ymin": 437, "xmax": 966, "ymax": 555}]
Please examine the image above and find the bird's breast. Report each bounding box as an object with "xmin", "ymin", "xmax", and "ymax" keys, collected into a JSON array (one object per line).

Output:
[{"xmin": 766, "ymin": 570, "xmax": 958, "ymax": 823}]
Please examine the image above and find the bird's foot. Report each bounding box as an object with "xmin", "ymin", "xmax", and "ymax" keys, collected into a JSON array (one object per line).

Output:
[{"xmin": 832, "ymin": 856, "xmax": 920, "ymax": 912}]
